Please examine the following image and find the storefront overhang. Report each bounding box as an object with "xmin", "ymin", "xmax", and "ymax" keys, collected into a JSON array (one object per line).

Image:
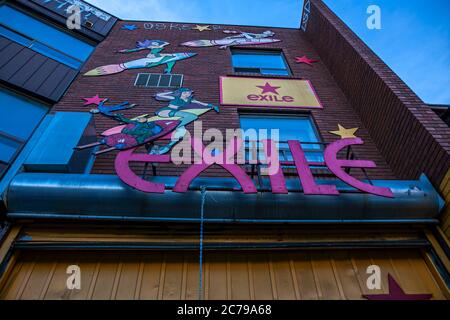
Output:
[{"xmin": 4, "ymin": 173, "xmax": 444, "ymax": 224}]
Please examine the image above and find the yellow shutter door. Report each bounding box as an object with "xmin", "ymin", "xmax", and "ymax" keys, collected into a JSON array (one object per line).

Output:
[{"xmin": 0, "ymin": 249, "xmax": 447, "ymax": 300}]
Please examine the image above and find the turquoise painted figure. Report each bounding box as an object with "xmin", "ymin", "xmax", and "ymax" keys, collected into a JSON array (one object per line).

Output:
[
  {"xmin": 74, "ymin": 100, "xmax": 171, "ymax": 155},
  {"xmin": 84, "ymin": 40, "xmax": 197, "ymax": 76},
  {"xmin": 151, "ymin": 88, "xmax": 220, "ymax": 154}
]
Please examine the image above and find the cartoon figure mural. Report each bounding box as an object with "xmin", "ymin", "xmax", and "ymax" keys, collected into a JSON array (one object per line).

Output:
[
  {"xmin": 74, "ymin": 100, "xmax": 174, "ymax": 155},
  {"xmin": 84, "ymin": 40, "xmax": 197, "ymax": 76},
  {"xmin": 88, "ymin": 99, "xmax": 135, "ymax": 116},
  {"xmin": 181, "ymin": 30, "xmax": 281, "ymax": 49},
  {"xmin": 76, "ymin": 88, "xmax": 219, "ymax": 155},
  {"xmin": 151, "ymin": 88, "xmax": 220, "ymax": 154}
]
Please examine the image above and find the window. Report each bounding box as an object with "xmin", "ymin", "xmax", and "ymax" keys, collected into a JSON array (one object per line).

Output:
[
  {"xmin": 0, "ymin": 88, "xmax": 48, "ymax": 177},
  {"xmin": 0, "ymin": 134, "xmax": 22, "ymax": 164},
  {"xmin": 231, "ymin": 49, "xmax": 291, "ymax": 76},
  {"xmin": 135, "ymin": 73, "xmax": 184, "ymax": 88},
  {"xmin": 239, "ymin": 114, "xmax": 323, "ymax": 164},
  {"xmin": 0, "ymin": 5, "xmax": 94, "ymax": 69}
]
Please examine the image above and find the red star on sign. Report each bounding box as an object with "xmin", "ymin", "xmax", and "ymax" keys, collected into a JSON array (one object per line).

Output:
[
  {"xmin": 363, "ymin": 274, "xmax": 432, "ymax": 300},
  {"xmin": 82, "ymin": 94, "xmax": 105, "ymax": 106},
  {"xmin": 257, "ymin": 82, "xmax": 280, "ymax": 95},
  {"xmin": 295, "ymin": 55, "xmax": 319, "ymax": 66}
]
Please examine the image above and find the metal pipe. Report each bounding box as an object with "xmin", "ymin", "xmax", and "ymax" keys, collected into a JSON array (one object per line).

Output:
[{"xmin": 5, "ymin": 173, "xmax": 444, "ymax": 223}]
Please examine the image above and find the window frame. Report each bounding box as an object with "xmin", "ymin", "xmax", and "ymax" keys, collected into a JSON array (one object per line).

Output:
[
  {"xmin": 0, "ymin": 130, "xmax": 25, "ymax": 163},
  {"xmin": 0, "ymin": 87, "xmax": 49, "ymax": 179},
  {"xmin": 238, "ymin": 112, "xmax": 324, "ymax": 164},
  {"xmin": 231, "ymin": 48, "xmax": 292, "ymax": 76},
  {"xmin": 0, "ymin": 133, "xmax": 24, "ymax": 179},
  {"xmin": 0, "ymin": 23, "xmax": 84, "ymax": 70},
  {"xmin": 0, "ymin": 3, "xmax": 96, "ymax": 70},
  {"xmin": 134, "ymin": 73, "xmax": 184, "ymax": 88}
]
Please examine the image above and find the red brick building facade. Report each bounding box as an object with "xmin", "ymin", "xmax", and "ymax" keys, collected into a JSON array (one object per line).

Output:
[{"xmin": 0, "ymin": 0, "xmax": 449, "ymax": 300}]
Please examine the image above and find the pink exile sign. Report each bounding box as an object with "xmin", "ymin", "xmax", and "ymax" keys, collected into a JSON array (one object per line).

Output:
[{"xmin": 114, "ymin": 137, "xmax": 394, "ymax": 198}]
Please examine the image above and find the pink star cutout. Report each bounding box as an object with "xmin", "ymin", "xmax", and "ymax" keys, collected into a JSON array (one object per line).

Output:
[
  {"xmin": 363, "ymin": 274, "xmax": 432, "ymax": 300},
  {"xmin": 257, "ymin": 82, "xmax": 280, "ymax": 95},
  {"xmin": 82, "ymin": 94, "xmax": 105, "ymax": 106},
  {"xmin": 295, "ymin": 55, "xmax": 319, "ymax": 66}
]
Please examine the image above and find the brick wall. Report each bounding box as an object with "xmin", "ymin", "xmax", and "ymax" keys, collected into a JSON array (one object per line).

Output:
[
  {"xmin": 303, "ymin": 0, "xmax": 450, "ymax": 186},
  {"xmin": 303, "ymin": 0, "xmax": 450, "ymax": 238},
  {"xmin": 53, "ymin": 20, "xmax": 395, "ymax": 180}
]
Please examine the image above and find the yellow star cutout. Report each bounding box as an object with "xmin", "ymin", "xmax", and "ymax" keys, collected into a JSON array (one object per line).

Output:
[
  {"xmin": 329, "ymin": 124, "xmax": 359, "ymax": 139},
  {"xmin": 192, "ymin": 25, "xmax": 211, "ymax": 32}
]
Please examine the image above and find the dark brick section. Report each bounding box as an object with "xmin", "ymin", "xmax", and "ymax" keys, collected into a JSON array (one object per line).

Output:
[
  {"xmin": 53, "ymin": 20, "xmax": 395, "ymax": 180},
  {"xmin": 429, "ymin": 105, "xmax": 450, "ymax": 127},
  {"xmin": 304, "ymin": 0, "xmax": 450, "ymax": 187}
]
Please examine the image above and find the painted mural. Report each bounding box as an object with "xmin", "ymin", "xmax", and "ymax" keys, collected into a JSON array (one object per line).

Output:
[
  {"xmin": 84, "ymin": 40, "xmax": 197, "ymax": 76},
  {"xmin": 181, "ymin": 30, "xmax": 281, "ymax": 49},
  {"xmin": 121, "ymin": 24, "xmax": 138, "ymax": 31},
  {"xmin": 75, "ymin": 88, "xmax": 220, "ymax": 155},
  {"xmin": 151, "ymin": 88, "xmax": 220, "ymax": 154},
  {"xmin": 143, "ymin": 23, "xmax": 223, "ymax": 31},
  {"xmin": 74, "ymin": 92, "xmax": 394, "ymax": 197}
]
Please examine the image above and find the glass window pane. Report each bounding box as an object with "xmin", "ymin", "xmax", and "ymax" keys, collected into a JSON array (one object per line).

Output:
[
  {"xmin": 0, "ymin": 25, "xmax": 32, "ymax": 47},
  {"xmin": 0, "ymin": 162, "xmax": 7, "ymax": 177},
  {"xmin": 169, "ymin": 75, "xmax": 182, "ymax": 87},
  {"xmin": 0, "ymin": 5, "xmax": 94, "ymax": 62},
  {"xmin": 305, "ymin": 151, "xmax": 324, "ymax": 162},
  {"xmin": 0, "ymin": 135, "xmax": 21, "ymax": 163},
  {"xmin": 135, "ymin": 74, "xmax": 149, "ymax": 86},
  {"xmin": 232, "ymin": 52, "xmax": 287, "ymax": 69},
  {"xmin": 159, "ymin": 74, "xmax": 171, "ymax": 87},
  {"xmin": 240, "ymin": 116, "xmax": 320, "ymax": 144},
  {"xmin": 261, "ymin": 68, "xmax": 289, "ymax": 76},
  {"xmin": 0, "ymin": 89, "xmax": 48, "ymax": 140},
  {"xmin": 147, "ymin": 74, "xmax": 160, "ymax": 86},
  {"xmin": 240, "ymin": 115, "xmax": 323, "ymax": 162},
  {"xmin": 29, "ymin": 42, "xmax": 81, "ymax": 69}
]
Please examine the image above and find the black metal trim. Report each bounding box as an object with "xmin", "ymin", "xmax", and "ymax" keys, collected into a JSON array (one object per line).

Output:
[
  {"xmin": 0, "ymin": 222, "xmax": 15, "ymax": 282},
  {"xmin": 6, "ymin": 213, "xmax": 441, "ymax": 225},
  {"xmin": 432, "ymin": 226, "xmax": 450, "ymax": 260},
  {"xmin": 0, "ymin": 244, "xmax": 14, "ymax": 281},
  {"xmin": 14, "ymin": 239, "xmax": 430, "ymax": 251},
  {"xmin": 0, "ymin": 221, "xmax": 11, "ymax": 245},
  {"xmin": 427, "ymin": 246, "xmax": 450, "ymax": 289}
]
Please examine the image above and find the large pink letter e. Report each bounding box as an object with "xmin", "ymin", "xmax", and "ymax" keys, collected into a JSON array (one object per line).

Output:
[{"xmin": 324, "ymin": 138, "xmax": 394, "ymax": 198}]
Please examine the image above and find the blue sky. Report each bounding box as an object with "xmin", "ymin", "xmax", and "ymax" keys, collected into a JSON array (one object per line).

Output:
[{"xmin": 88, "ymin": 0, "xmax": 450, "ymax": 105}]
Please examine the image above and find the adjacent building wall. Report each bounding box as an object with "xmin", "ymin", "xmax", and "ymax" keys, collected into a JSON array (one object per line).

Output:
[
  {"xmin": 302, "ymin": 0, "xmax": 450, "ymax": 237},
  {"xmin": 0, "ymin": 37, "xmax": 78, "ymax": 102}
]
